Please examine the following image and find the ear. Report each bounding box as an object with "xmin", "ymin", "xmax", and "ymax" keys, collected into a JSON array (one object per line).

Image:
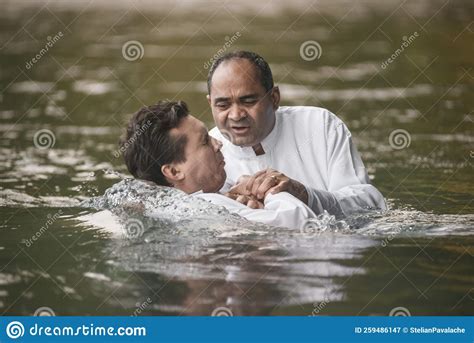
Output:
[
  {"xmin": 206, "ymin": 94, "xmax": 211, "ymax": 106},
  {"xmin": 161, "ymin": 164, "xmax": 184, "ymax": 185},
  {"xmin": 271, "ymin": 86, "xmax": 280, "ymax": 110}
]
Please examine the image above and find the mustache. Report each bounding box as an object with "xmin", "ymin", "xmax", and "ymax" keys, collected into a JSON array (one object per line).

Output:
[{"xmin": 228, "ymin": 119, "xmax": 252, "ymax": 127}]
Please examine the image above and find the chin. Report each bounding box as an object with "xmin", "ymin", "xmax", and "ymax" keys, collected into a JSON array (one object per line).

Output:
[{"xmin": 236, "ymin": 136, "xmax": 259, "ymax": 147}]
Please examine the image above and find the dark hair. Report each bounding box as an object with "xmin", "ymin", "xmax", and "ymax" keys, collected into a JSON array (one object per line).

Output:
[
  {"xmin": 207, "ymin": 51, "xmax": 274, "ymax": 94},
  {"xmin": 119, "ymin": 100, "xmax": 189, "ymax": 186}
]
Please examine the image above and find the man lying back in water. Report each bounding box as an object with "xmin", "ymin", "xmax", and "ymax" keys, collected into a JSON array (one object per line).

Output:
[{"xmin": 119, "ymin": 100, "xmax": 316, "ymax": 229}]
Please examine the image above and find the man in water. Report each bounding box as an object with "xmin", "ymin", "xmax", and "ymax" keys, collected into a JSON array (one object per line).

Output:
[
  {"xmin": 119, "ymin": 100, "xmax": 316, "ymax": 229},
  {"xmin": 206, "ymin": 50, "xmax": 386, "ymax": 217}
]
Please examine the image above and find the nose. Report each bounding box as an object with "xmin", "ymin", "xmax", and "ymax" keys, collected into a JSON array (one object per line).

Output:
[
  {"xmin": 228, "ymin": 103, "xmax": 247, "ymax": 122},
  {"xmin": 211, "ymin": 137, "xmax": 223, "ymax": 152}
]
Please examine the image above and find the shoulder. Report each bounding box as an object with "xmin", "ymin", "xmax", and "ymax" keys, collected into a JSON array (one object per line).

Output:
[{"xmin": 277, "ymin": 106, "xmax": 345, "ymax": 132}]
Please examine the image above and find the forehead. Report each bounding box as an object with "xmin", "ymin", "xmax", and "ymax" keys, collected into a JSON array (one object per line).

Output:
[
  {"xmin": 170, "ymin": 115, "xmax": 205, "ymax": 141},
  {"xmin": 210, "ymin": 58, "xmax": 265, "ymax": 96}
]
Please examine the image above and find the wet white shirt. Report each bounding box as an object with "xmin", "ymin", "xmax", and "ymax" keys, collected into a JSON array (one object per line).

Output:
[
  {"xmin": 194, "ymin": 192, "xmax": 316, "ymax": 229},
  {"xmin": 209, "ymin": 106, "xmax": 387, "ymax": 217}
]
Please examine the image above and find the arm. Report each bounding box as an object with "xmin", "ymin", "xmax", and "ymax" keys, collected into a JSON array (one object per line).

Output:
[
  {"xmin": 308, "ymin": 114, "xmax": 386, "ymax": 216},
  {"xmin": 194, "ymin": 192, "xmax": 316, "ymax": 229},
  {"xmin": 227, "ymin": 113, "xmax": 386, "ymax": 217}
]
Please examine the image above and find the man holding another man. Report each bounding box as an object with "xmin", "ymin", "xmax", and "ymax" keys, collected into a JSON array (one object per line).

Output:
[
  {"xmin": 206, "ymin": 50, "xmax": 386, "ymax": 217},
  {"xmin": 119, "ymin": 50, "xmax": 386, "ymax": 230}
]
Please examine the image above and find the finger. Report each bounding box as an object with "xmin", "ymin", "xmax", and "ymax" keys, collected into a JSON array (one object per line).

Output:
[
  {"xmin": 266, "ymin": 168, "xmax": 277, "ymax": 174},
  {"xmin": 247, "ymin": 199, "xmax": 260, "ymax": 209},
  {"xmin": 245, "ymin": 169, "xmax": 267, "ymax": 194},
  {"xmin": 250, "ymin": 173, "xmax": 270, "ymax": 197},
  {"xmin": 236, "ymin": 195, "xmax": 248, "ymax": 204},
  {"xmin": 236, "ymin": 175, "xmax": 251, "ymax": 184},
  {"xmin": 229, "ymin": 183, "xmax": 247, "ymax": 195},
  {"xmin": 264, "ymin": 181, "xmax": 289, "ymax": 197},
  {"xmin": 255, "ymin": 176, "xmax": 279, "ymax": 200},
  {"xmin": 224, "ymin": 192, "xmax": 238, "ymax": 200}
]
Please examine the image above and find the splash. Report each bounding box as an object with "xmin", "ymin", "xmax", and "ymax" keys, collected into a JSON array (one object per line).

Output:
[{"xmin": 81, "ymin": 178, "xmax": 231, "ymax": 221}]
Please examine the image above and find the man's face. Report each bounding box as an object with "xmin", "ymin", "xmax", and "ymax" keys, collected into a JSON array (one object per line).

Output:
[
  {"xmin": 207, "ymin": 58, "xmax": 280, "ymax": 147},
  {"xmin": 169, "ymin": 115, "xmax": 226, "ymax": 193}
]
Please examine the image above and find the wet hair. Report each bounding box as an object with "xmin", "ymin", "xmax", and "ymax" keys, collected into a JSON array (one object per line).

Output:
[
  {"xmin": 119, "ymin": 100, "xmax": 189, "ymax": 186},
  {"xmin": 207, "ymin": 50, "xmax": 274, "ymax": 94}
]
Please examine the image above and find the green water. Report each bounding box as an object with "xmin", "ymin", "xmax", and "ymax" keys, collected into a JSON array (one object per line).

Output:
[{"xmin": 0, "ymin": 0, "xmax": 472, "ymax": 315}]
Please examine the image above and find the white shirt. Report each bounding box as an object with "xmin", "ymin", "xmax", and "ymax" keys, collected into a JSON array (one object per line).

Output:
[
  {"xmin": 210, "ymin": 106, "xmax": 387, "ymax": 217},
  {"xmin": 194, "ymin": 192, "xmax": 316, "ymax": 229}
]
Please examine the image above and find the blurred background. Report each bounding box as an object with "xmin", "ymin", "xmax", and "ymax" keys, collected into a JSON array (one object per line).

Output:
[
  {"xmin": 0, "ymin": 0, "xmax": 472, "ymax": 316},
  {"xmin": 1, "ymin": 0, "xmax": 472, "ymax": 211}
]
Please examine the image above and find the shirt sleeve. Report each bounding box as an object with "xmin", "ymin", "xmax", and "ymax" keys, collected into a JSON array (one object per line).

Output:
[
  {"xmin": 195, "ymin": 192, "xmax": 316, "ymax": 229},
  {"xmin": 306, "ymin": 112, "xmax": 387, "ymax": 217}
]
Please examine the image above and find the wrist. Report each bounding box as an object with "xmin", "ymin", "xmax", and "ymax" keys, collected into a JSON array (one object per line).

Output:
[{"xmin": 291, "ymin": 181, "xmax": 308, "ymax": 204}]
